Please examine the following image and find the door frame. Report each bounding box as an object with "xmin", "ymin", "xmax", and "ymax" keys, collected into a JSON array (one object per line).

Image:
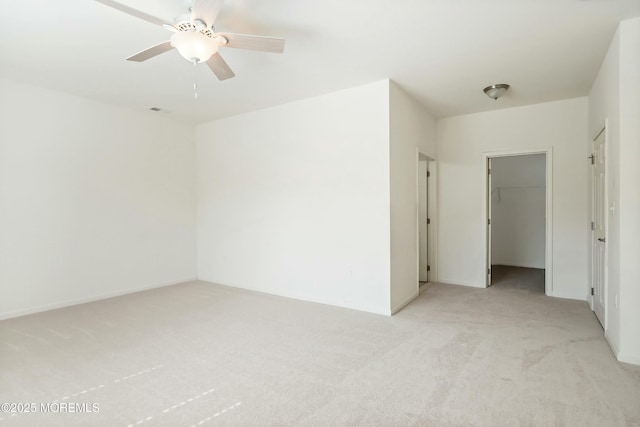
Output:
[
  {"xmin": 417, "ymin": 151, "xmax": 437, "ymax": 290},
  {"xmin": 482, "ymin": 148, "xmax": 553, "ymax": 295}
]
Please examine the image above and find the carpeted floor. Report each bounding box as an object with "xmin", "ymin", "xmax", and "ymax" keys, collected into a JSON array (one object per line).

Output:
[
  {"xmin": 491, "ymin": 265, "xmax": 545, "ymax": 293},
  {"xmin": 1, "ymin": 273, "xmax": 639, "ymax": 426}
]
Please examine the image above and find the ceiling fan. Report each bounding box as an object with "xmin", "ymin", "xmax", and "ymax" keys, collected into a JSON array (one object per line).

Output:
[{"xmin": 95, "ymin": 0, "xmax": 285, "ymax": 81}]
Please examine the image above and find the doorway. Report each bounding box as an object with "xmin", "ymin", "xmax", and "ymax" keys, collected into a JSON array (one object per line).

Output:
[
  {"xmin": 418, "ymin": 155, "xmax": 435, "ymax": 288},
  {"xmin": 483, "ymin": 149, "xmax": 553, "ymax": 295}
]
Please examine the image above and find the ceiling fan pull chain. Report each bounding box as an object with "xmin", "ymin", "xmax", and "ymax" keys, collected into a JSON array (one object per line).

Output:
[{"xmin": 193, "ymin": 60, "xmax": 198, "ymax": 99}]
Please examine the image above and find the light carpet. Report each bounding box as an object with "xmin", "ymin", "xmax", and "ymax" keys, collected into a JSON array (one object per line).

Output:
[{"xmin": 1, "ymin": 272, "xmax": 639, "ymax": 426}]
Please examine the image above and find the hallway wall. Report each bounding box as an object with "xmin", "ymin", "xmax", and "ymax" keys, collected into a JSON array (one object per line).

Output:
[{"xmin": 437, "ymin": 97, "xmax": 588, "ymax": 300}]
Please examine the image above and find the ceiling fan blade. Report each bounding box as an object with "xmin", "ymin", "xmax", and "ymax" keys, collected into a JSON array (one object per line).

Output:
[
  {"xmin": 206, "ymin": 53, "xmax": 235, "ymax": 80},
  {"xmin": 191, "ymin": 0, "xmax": 225, "ymax": 28},
  {"xmin": 219, "ymin": 33, "xmax": 285, "ymax": 53},
  {"xmin": 127, "ymin": 41, "xmax": 174, "ymax": 62},
  {"xmin": 94, "ymin": 0, "xmax": 167, "ymax": 27}
]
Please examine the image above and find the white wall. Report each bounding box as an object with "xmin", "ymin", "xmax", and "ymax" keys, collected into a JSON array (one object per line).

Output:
[
  {"xmin": 196, "ymin": 80, "xmax": 392, "ymax": 315},
  {"xmin": 618, "ymin": 17, "xmax": 640, "ymax": 366},
  {"xmin": 591, "ymin": 17, "xmax": 640, "ymax": 365},
  {"xmin": 389, "ymin": 82, "xmax": 437, "ymax": 313},
  {"xmin": 491, "ymin": 154, "xmax": 546, "ymax": 269},
  {"xmin": 0, "ymin": 77, "xmax": 436, "ymax": 319},
  {"xmin": 588, "ymin": 27, "xmax": 622, "ymax": 356},
  {"xmin": 0, "ymin": 78, "xmax": 197, "ymax": 319},
  {"xmin": 437, "ymin": 98, "xmax": 588, "ymax": 300}
]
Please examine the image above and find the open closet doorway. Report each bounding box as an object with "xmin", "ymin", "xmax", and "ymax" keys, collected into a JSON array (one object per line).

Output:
[{"xmin": 484, "ymin": 150, "xmax": 553, "ymax": 295}]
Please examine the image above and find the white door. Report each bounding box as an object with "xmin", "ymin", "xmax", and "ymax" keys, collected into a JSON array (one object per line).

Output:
[
  {"xmin": 418, "ymin": 161, "xmax": 429, "ymax": 282},
  {"xmin": 426, "ymin": 163, "xmax": 430, "ymax": 282},
  {"xmin": 592, "ymin": 129, "xmax": 606, "ymax": 327},
  {"xmin": 487, "ymin": 158, "xmax": 493, "ymax": 286}
]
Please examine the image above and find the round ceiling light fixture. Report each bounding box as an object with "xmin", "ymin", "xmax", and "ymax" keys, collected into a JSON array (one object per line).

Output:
[
  {"xmin": 483, "ymin": 84, "xmax": 510, "ymax": 100},
  {"xmin": 170, "ymin": 30, "xmax": 218, "ymax": 63}
]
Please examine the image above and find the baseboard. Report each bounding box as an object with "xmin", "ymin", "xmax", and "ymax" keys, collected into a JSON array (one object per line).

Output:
[
  {"xmin": 0, "ymin": 276, "xmax": 197, "ymax": 321},
  {"xmin": 198, "ymin": 276, "xmax": 391, "ymax": 317},
  {"xmin": 547, "ymin": 291, "xmax": 586, "ymax": 301},
  {"xmin": 606, "ymin": 332, "xmax": 640, "ymax": 366},
  {"xmin": 437, "ymin": 278, "xmax": 484, "ymax": 288},
  {"xmin": 617, "ymin": 352, "xmax": 640, "ymax": 366},
  {"xmin": 492, "ymin": 263, "xmax": 545, "ymax": 269},
  {"xmin": 390, "ymin": 291, "xmax": 419, "ymax": 315},
  {"xmin": 605, "ymin": 331, "xmax": 620, "ymax": 358}
]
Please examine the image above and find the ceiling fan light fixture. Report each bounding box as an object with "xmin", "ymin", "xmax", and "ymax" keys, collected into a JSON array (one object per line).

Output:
[
  {"xmin": 95, "ymin": 0, "xmax": 285, "ymax": 82},
  {"xmin": 170, "ymin": 30, "xmax": 218, "ymax": 63},
  {"xmin": 483, "ymin": 84, "xmax": 510, "ymax": 100}
]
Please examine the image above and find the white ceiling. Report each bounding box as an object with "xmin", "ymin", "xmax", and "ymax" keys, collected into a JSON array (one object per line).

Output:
[{"xmin": 1, "ymin": 0, "xmax": 639, "ymax": 124}]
